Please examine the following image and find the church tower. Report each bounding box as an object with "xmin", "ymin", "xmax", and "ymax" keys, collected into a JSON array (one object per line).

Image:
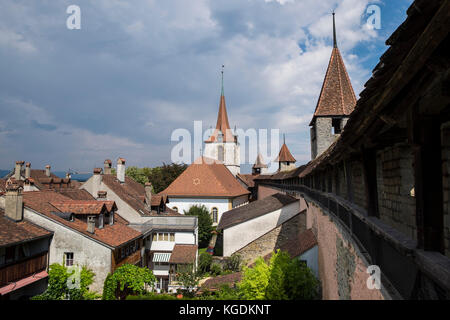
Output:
[
  {"xmin": 310, "ymin": 13, "xmax": 357, "ymax": 159},
  {"xmin": 204, "ymin": 67, "xmax": 240, "ymax": 176},
  {"xmin": 252, "ymin": 153, "xmax": 268, "ymax": 175}
]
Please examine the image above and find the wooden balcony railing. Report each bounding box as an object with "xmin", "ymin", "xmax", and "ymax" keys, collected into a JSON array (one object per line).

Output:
[{"xmin": 0, "ymin": 252, "xmax": 48, "ymax": 287}]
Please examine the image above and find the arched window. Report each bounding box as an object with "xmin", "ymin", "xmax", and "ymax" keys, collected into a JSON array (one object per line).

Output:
[
  {"xmin": 211, "ymin": 207, "xmax": 218, "ymax": 223},
  {"xmin": 218, "ymin": 146, "xmax": 224, "ymax": 162},
  {"xmin": 172, "ymin": 206, "xmax": 178, "ymax": 212}
]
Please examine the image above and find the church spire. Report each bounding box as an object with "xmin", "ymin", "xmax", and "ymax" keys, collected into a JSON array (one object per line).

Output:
[
  {"xmin": 221, "ymin": 64, "xmax": 225, "ymax": 96},
  {"xmin": 332, "ymin": 11, "xmax": 337, "ymax": 48}
]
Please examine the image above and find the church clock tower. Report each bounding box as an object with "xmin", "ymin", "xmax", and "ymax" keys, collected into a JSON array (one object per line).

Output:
[{"xmin": 204, "ymin": 66, "xmax": 240, "ymax": 176}]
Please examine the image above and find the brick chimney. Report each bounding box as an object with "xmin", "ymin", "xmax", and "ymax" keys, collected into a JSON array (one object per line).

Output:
[
  {"xmin": 145, "ymin": 182, "xmax": 152, "ymax": 209},
  {"xmin": 104, "ymin": 159, "xmax": 112, "ymax": 175},
  {"xmin": 15, "ymin": 161, "xmax": 24, "ymax": 180},
  {"xmin": 97, "ymin": 191, "xmax": 107, "ymax": 199},
  {"xmin": 45, "ymin": 165, "xmax": 51, "ymax": 177},
  {"xmin": 92, "ymin": 168, "xmax": 102, "ymax": 199},
  {"xmin": 5, "ymin": 184, "xmax": 23, "ymax": 222},
  {"xmin": 25, "ymin": 162, "xmax": 31, "ymax": 179},
  {"xmin": 87, "ymin": 216, "xmax": 95, "ymax": 234},
  {"xmin": 116, "ymin": 158, "xmax": 126, "ymax": 183}
]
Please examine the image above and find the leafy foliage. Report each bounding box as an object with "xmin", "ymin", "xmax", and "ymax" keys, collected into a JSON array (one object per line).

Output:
[
  {"xmin": 238, "ymin": 250, "xmax": 319, "ymax": 300},
  {"xmin": 124, "ymin": 163, "xmax": 187, "ymax": 193},
  {"xmin": 184, "ymin": 205, "xmax": 213, "ymax": 248},
  {"xmin": 102, "ymin": 264, "xmax": 156, "ymax": 300},
  {"xmin": 31, "ymin": 263, "xmax": 99, "ymax": 300},
  {"xmin": 210, "ymin": 263, "xmax": 222, "ymax": 276},
  {"xmin": 176, "ymin": 264, "xmax": 200, "ymax": 297},
  {"xmin": 223, "ymin": 254, "xmax": 243, "ymax": 272},
  {"xmin": 198, "ymin": 252, "xmax": 213, "ymax": 274},
  {"xmin": 199, "ymin": 284, "xmax": 242, "ymax": 300}
]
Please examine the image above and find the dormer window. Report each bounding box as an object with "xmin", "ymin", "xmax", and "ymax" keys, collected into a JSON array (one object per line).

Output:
[{"xmin": 99, "ymin": 214, "xmax": 104, "ymax": 229}]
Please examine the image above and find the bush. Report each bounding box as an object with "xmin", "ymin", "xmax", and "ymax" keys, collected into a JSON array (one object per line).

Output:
[
  {"xmin": 210, "ymin": 263, "xmax": 222, "ymax": 276},
  {"xmin": 223, "ymin": 254, "xmax": 242, "ymax": 272},
  {"xmin": 126, "ymin": 293, "xmax": 177, "ymax": 300},
  {"xmin": 198, "ymin": 252, "xmax": 213, "ymax": 275},
  {"xmin": 102, "ymin": 264, "xmax": 156, "ymax": 300},
  {"xmin": 31, "ymin": 263, "xmax": 99, "ymax": 300}
]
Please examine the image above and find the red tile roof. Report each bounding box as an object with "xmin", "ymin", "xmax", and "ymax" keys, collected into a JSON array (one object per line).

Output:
[
  {"xmin": 168, "ymin": 244, "xmax": 198, "ymax": 264},
  {"xmin": 0, "ymin": 208, "xmax": 53, "ymax": 247},
  {"xmin": 199, "ymin": 272, "xmax": 242, "ymax": 292},
  {"xmin": 101, "ymin": 174, "xmax": 179, "ymax": 216},
  {"xmin": 236, "ymin": 174, "xmax": 259, "ymax": 188},
  {"xmin": 22, "ymin": 191, "xmax": 141, "ymax": 248},
  {"xmin": 275, "ymin": 142, "xmax": 296, "ymax": 163},
  {"xmin": 55, "ymin": 189, "xmax": 95, "ymax": 200},
  {"xmin": 49, "ymin": 200, "xmax": 108, "ymax": 215},
  {"xmin": 310, "ymin": 46, "xmax": 356, "ymax": 124},
  {"xmin": 253, "ymin": 153, "xmax": 268, "ymax": 169},
  {"xmin": 161, "ymin": 157, "xmax": 250, "ymax": 198}
]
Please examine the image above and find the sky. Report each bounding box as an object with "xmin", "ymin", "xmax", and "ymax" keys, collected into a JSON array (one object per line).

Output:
[{"xmin": 0, "ymin": 0, "xmax": 413, "ymax": 174}]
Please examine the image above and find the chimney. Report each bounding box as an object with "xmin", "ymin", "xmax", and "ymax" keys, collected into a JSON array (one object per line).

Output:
[
  {"xmin": 45, "ymin": 165, "xmax": 51, "ymax": 177},
  {"xmin": 116, "ymin": 158, "xmax": 126, "ymax": 183},
  {"xmin": 97, "ymin": 190, "xmax": 107, "ymax": 199},
  {"xmin": 65, "ymin": 172, "xmax": 71, "ymax": 179},
  {"xmin": 5, "ymin": 184, "xmax": 23, "ymax": 222},
  {"xmin": 24, "ymin": 178, "xmax": 35, "ymax": 192},
  {"xmin": 87, "ymin": 216, "xmax": 95, "ymax": 234},
  {"xmin": 145, "ymin": 182, "xmax": 152, "ymax": 209},
  {"xmin": 25, "ymin": 162, "xmax": 31, "ymax": 179},
  {"xmin": 15, "ymin": 161, "xmax": 24, "ymax": 180},
  {"xmin": 92, "ymin": 168, "xmax": 102, "ymax": 199},
  {"xmin": 104, "ymin": 159, "xmax": 112, "ymax": 175}
]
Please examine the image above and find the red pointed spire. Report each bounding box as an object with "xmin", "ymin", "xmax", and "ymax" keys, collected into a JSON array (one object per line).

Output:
[
  {"xmin": 310, "ymin": 13, "xmax": 356, "ymax": 125},
  {"xmin": 275, "ymin": 142, "xmax": 296, "ymax": 163}
]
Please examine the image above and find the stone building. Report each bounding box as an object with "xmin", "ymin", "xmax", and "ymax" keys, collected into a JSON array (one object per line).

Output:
[
  {"xmin": 255, "ymin": 0, "xmax": 450, "ymax": 300},
  {"xmin": 309, "ymin": 13, "xmax": 356, "ymax": 160}
]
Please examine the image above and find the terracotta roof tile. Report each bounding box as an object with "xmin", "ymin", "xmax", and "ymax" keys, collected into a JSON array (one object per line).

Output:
[
  {"xmin": 49, "ymin": 201, "xmax": 107, "ymax": 215},
  {"xmin": 0, "ymin": 208, "xmax": 53, "ymax": 247},
  {"xmin": 199, "ymin": 272, "xmax": 242, "ymax": 292},
  {"xmin": 22, "ymin": 191, "xmax": 141, "ymax": 248},
  {"xmin": 161, "ymin": 157, "xmax": 250, "ymax": 198},
  {"xmin": 205, "ymin": 94, "xmax": 235, "ymax": 143},
  {"xmin": 56, "ymin": 189, "xmax": 95, "ymax": 200},
  {"xmin": 168, "ymin": 244, "xmax": 198, "ymax": 264},
  {"xmin": 275, "ymin": 143, "xmax": 296, "ymax": 163}
]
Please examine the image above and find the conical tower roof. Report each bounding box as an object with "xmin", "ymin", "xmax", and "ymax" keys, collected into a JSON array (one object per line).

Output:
[
  {"xmin": 310, "ymin": 13, "xmax": 356, "ymax": 125},
  {"xmin": 253, "ymin": 153, "xmax": 268, "ymax": 169},
  {"xmin": 275, "ymin": 142, "xmax": 296, "ymax": 163}
]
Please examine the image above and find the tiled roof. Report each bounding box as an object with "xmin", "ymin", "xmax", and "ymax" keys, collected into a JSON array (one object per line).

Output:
[
  {"xmin": 275, "ymin": 143, "xmax": 296, "ymax": 163},
  {"xmin": 310, "ymin": 45, "xmax": 356, "ymax": 124},
  {"xmin": 217, "ymin": 193, "xmax": 298, "ymax": 230},
  {"xmin": 56, "ymin": 189, "xmax": 95, "ymax": 200},
  {"xmin": 205, "ymin": 94, "xmax": 235, "ymax": 143},
  {"xmin": 22, "ymin": 191, "xmax": 141, "ymax": 248},
  {"xmin": 49, "ymin": 200, "xmax": 108, "ymax": 215},
  {"xmin": 161, "ymin": 157, "xmax": 250, "ymax": 198},
  {"xmin": 236, "ymin": 174, "xmax": 259, "ymax": 188},
  {"xmin": 278, "ymin": 229, "xmax": 318, "ymax": 258},
  {"xmin": 0, "ymin": 208, "xmax": 53, "ymax": 247},
  {"xmin": 168, "ymin": 244, "xmax": 198, "ymax": 264},
  {"xmin": 199, "ymin": 272, "xmax": 242, "ymax": 292},
  {"xmin": 101, "ymin": 174, "xmax": 179, "ymax": 216}
]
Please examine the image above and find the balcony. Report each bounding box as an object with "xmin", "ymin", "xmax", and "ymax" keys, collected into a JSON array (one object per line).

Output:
[{"xmin": 0, "ymin": 252, "xmax": 48, "ymax": 287}]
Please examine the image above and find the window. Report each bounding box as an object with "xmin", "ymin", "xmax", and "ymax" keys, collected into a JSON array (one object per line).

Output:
[
  {"xmin": 170, "ymin": 233, "xmax": 175, "ymax": 241},
  {"xmin": 163, "ymin": 233, "xmax": 168, "ymax": 241},
  {"xmin": 332, "ymin": 118, "xmax": 342, "ymax": 134},
  {"xmin": 65, "ymin": 252, "xmax": 74, "ymax": 266},
  {"xmin": 211, "ymin": 207, "xmax": 218, "ymax": 223},
  {"xmin": 172, "ymin": 207, "xmax": 178, "ymax": 212},
  {"xmin": 153, "ymin": 233, "xmax": 157, "ymax": 241}
]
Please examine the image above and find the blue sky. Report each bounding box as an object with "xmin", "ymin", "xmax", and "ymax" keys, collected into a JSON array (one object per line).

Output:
[{"xmin": 0, "ymin": 0, "xmax": 413, "ymax": 173}]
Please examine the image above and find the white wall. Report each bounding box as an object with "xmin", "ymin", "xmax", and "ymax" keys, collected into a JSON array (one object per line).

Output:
[
  {"xmin": 24, "ymin": 208, "xmax": 112, "ymax": 293},
  {"xmin": 223, "ymin": 200, "xmax": 300, "ymax": 256},
  {"xmin": 169, "ymin": 197, "xmax": 230, "ymax": 226},
  {"xmin": 299, "ymin": 246, "xmax": 319, "ymax": 278},
  {"xmin": 150, "ymin": 231, "xmax": 196, "ymax": 251}
]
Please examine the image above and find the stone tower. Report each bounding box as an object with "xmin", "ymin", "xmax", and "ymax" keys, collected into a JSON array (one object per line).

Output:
[
  {"xmin": 204, "ymin": 67, "xmax": 240, "ymax": 176},
  {"xmin": 310, "ymin": 13, "xmax": 357, "ymax": 160},
  {"xmin": 275, "ymin": 136, "xmax": 296, "ymax": 172},
  {"xmin": 252, "ymin": 153, "xmax": 268, "ymax": 175}
]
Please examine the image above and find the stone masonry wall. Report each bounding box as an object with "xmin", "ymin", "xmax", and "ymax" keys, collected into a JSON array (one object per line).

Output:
[
  {"xmin": 236, "ymin": 212, "xmax": 306, "ymax": 265},
  {"xmin": 376, "ymin": 143, "xmax": 416, "ymax": 241},
  {"xmin": 442, "ymin": 122, "xmax": 450, "ymax": 258},
  {"xmin": 350, "ymin": 160, "xmax": 367, "ymax": 209}
]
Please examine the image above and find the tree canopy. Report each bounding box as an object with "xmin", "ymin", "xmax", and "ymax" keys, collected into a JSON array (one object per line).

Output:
[
  {"xmin": 125, "ymin": 163, "xmax": 187, "ymax": 193},
  {"xmin": 184, "ymin": 205, "xmax": 213, "ymax": 248}
]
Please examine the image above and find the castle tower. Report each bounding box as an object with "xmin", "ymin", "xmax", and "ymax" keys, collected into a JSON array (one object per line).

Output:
[
  {"xmin": 204, "ymin": 66, "xmax": 240, "ymax": 176},
  {"xmin": 252, "ymin": 153, "xmax": 268, "ymax": 175},
  {"xmin": 310, "ymin": 13, "xmax": 357, "ymax": 159},
  {"xmin": 275, "ymin": 135, "xmax": 296, "ymax": 172}
]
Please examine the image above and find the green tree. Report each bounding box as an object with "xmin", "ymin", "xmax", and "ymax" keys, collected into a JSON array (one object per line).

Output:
[
  {"xmin": 223, "ymin": 254, "xmax": 243, "ymax": 272},
  {"xmin": 184, "ymin": 205, "xmax": 213, "ymax": 248},
  {"xmin": 147, "ymin": 163, "xmax": 188, "ymax": 193},
  {"xmin": 125, "ymin": 166, "xmax": 149, "ymax": 185},
  {"xmin": 198, "ymin": 252, "xmax": 213, "ymax": 275},
  {"xmin": 176, "ymin": 264, "xmax": 200, "ymax": 297},
  {"xmin": 31, "ymin": 263, "xmax": 99, "ymax": 300},
  {"xmin": 284, "ymin": 258, "xmax": 319, "ymax": 300},
  {"xmin": 238, "ymin": 258, "xmax": 270, "ymax": 300},
  {"xmin": 102, "ymin": 264, "xmax": 156, "ymax": 300}
]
